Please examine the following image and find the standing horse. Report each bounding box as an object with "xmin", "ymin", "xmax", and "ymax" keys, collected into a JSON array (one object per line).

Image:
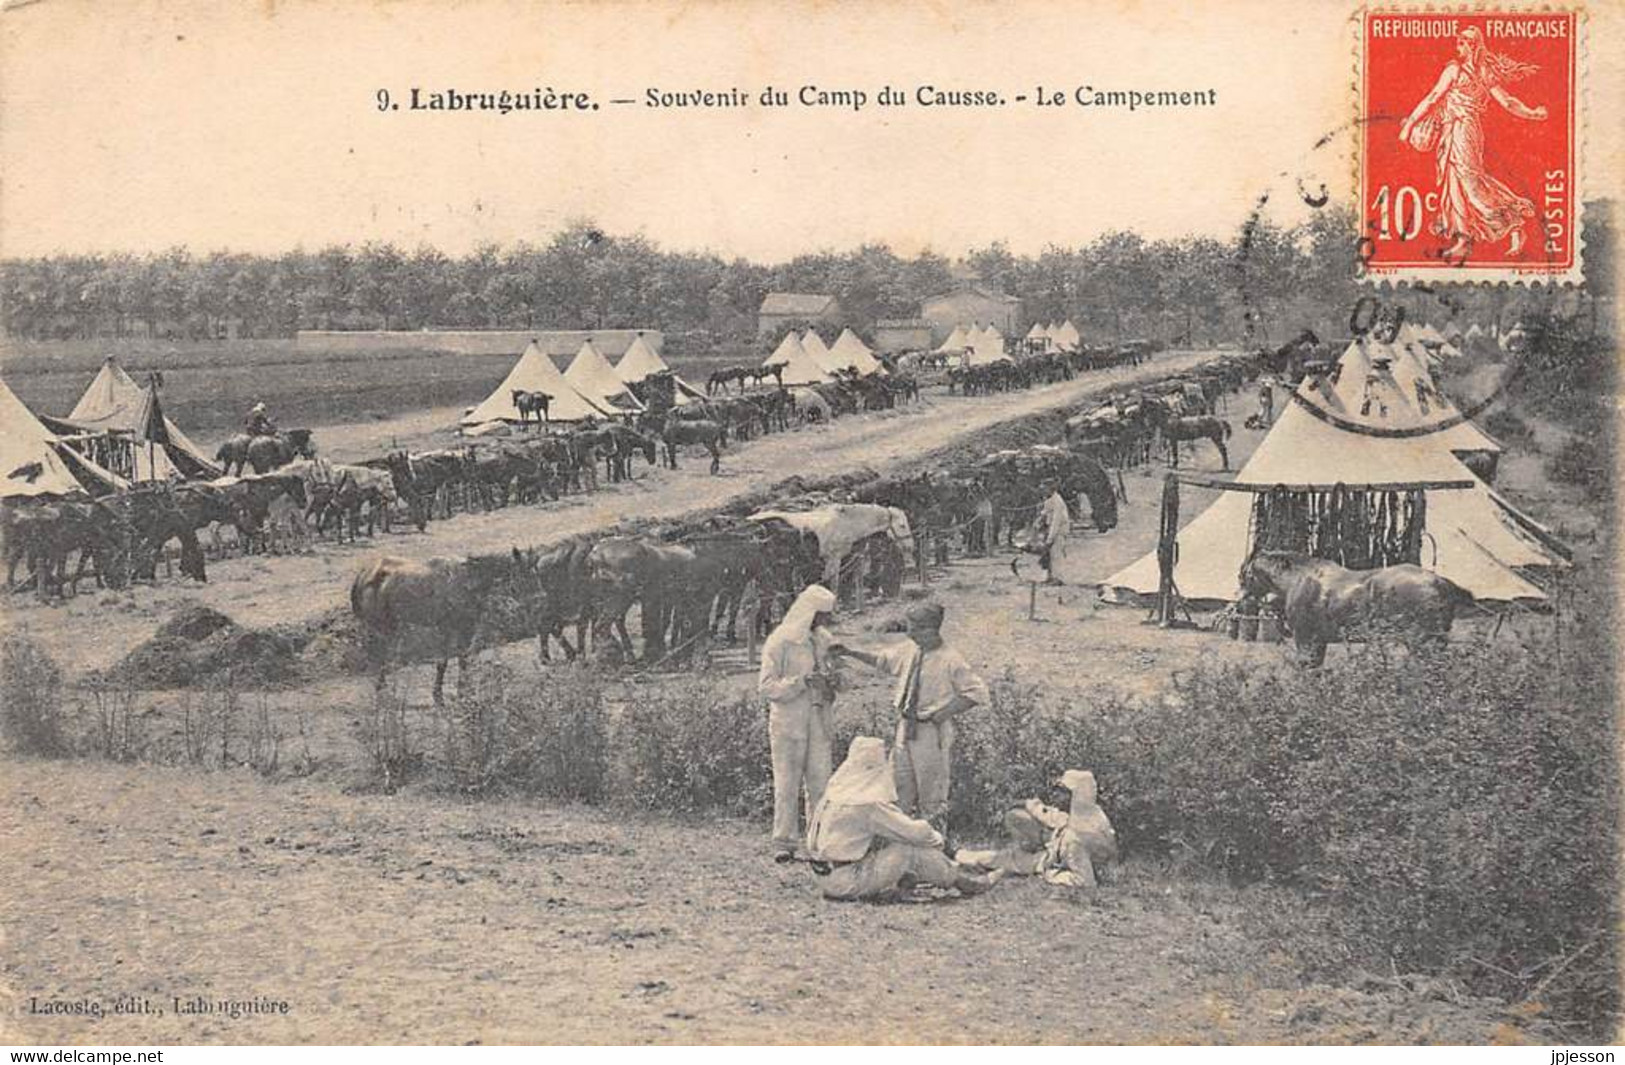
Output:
[
  {"xmin": 244, "ymin": 429, "xmax": 317, "ymax": 473},
  {"xmin": 1239, "ymin": 550, "xmax": 1476, "ymax": 667},
  {"xmin": 350, "ymin": 548, "xmax": 540, "ymax": 706},
  {"xmin": 1145, "ymin": 402, "xmax": 1230, "ymax": 470},
  {"xmin": 511, "ymin": 390, "xmax": 552, "ymax": 427},
  {"xmin": 660, "ymin": 418, "xmax": 725, "ymax": 474}
]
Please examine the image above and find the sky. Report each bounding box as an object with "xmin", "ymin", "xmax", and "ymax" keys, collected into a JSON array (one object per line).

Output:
[{"xmin": 1, "ymin": 0, "xmax": 1619, "ymax": 263}]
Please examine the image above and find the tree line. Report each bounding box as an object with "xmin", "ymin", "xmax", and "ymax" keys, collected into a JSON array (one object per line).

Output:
[{"xmin": 4, "ymin": 206, "xmax": 1605, "ymax": 353}]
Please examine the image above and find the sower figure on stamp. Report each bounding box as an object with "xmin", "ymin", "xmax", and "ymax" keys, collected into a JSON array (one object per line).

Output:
[
  {"xmin": 1398, "ymin": 25, "xmax": 1548, "ymax": 259},
  {"xmin": 829, "ymin": 601, "xmax": 989, "ymax": 848}
]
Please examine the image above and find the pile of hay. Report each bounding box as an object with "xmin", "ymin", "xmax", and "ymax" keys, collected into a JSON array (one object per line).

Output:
[{"xmin": 102, "ymin": 605, "xmax": 305, "ymax": 688}]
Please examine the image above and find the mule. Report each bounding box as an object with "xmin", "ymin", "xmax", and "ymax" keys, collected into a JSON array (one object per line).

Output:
[{"xmin": 1239, "ymin": 550, "xmax": 1476, "ymax": 667}]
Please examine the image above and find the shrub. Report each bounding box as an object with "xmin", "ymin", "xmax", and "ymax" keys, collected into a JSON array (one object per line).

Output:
[
  {"xmin": 352, "ymin": 678, "xmax": 423, "ymax": 793},
  {"xmin": 1482, "ymin": 408, "xmax": 1534, "ymax": 446},
  {"xmin": 444, "ymin": 661, "xmax": 610, "ymax": 802},
  {"xmin": 614, "ymin": 674, "xmax": 771, "ymax": 817},
  {"xmin": 1, "ymin": 633, "xmax": 69, "ymax": 757},
  {"xmin": 1547, "ymin": 435, "xmax": 1613, "ymax": 496}
]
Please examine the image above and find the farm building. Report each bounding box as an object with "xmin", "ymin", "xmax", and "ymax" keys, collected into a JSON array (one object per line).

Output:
[
  {"xmin": 295, "ymin": 329, "xmax": 664, "ymax": 359},
  {"xmin": 757, "ymin": 293, "xmax": 842, "ymax": 338},
  {"xmin": 920, "ymin": 283, "xmax": 1022, "ymax": 344},
  {"xmin": 873, "ymin": 318, "xmax": 934, "ymax": 353}
]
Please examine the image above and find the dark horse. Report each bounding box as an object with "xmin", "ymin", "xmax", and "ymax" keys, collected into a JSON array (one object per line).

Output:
[
  {"xmin": 216, "ymin": 429, "xmax": 317, "ymax": 475},
  {"xmin": 661, "ymin": 418, "xmax": 725, "ymax": 474},
  {"xmin": 511, "ymin": 389, "xmax": 553, "ymax": 427},
  {"xmin": 1146, "ymin": 401, "xmax": 1230, "ymax": 470},
  {"xmin": 1239, "ymin": 550, "xmax": 1475, "ymax": 667},
  {"xmin": 350, "ymin": 548, "xmax": 540, "ymax": 706}
]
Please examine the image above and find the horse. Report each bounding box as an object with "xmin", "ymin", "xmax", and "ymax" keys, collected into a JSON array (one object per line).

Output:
[
  {"xmin": 244, "ymin": 429, "xmax": 317, "ymax": 474},
  {"xmin": 706, "ymin": 367, "xmax": 748, "ymax": 395},
  {"xmin": 660, "ymin": 418, "xmax": 725, "ymax": 474},
  {"xmin": 583, "ymin": 536, "xmax": 707, "ymax": 663},
  {"xmin": 1239, "ymin": 550, "xmax": 1476, "ymax": 667},
  {"xmin": 1145, "ymin": 401, "xmax": 1230, "ymax": 469},
  {"xmin": 511, "ymin": 389, "xmax": 552, "ymax": 427},
  {"xmin": 599, "ymin": 424, "xmax": 659, "ymax": 483},
  {"xmin": 350, "ymin": 548, "xmax": 540, "ymax": 706}
]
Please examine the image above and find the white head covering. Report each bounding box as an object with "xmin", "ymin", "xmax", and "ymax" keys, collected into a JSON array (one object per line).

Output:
[
  {"xmin": 764, "ymin": 584, "xmax": 835, "ymax": 648},
  {"xmin": 251, "ymin": 402, "xmax": 267, "ymax": 414},
  {"xmin": 823, "ymin": 736, "xmax": 896, "ymax": 806},
  {"xmin": 1059, "ymin": 769, "xmax": 1098, "ymax": 815}
]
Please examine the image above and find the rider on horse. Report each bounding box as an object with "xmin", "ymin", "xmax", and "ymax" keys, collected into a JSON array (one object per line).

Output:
[{"xmin": 245, "ymin": 402, "xmax": 277, "ymax": 437}]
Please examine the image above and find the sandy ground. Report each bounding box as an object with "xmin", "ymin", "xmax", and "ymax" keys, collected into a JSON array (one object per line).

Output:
[
  {"xmin": 0, "ymin": 354, "xmax": 1580, "ymax": 1045},
  {"xmin": 0, "ymin": 761, "xmax": 1524, "ymax": 1045}
]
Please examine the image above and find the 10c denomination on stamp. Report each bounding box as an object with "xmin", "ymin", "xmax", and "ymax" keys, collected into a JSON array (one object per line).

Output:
[{"xmin": 1359, "ymin": 9, "xmax": 1580, "ymax": 282}]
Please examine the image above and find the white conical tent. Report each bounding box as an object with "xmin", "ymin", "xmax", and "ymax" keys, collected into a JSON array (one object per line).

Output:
[
  {"xmin": 462, "ymin": 341, "xmax": 613, "ymax": 425},
  {"xmin": 964, "ymin": 325, "xmax": 1009, "ymax": 366},
  {"xmin": 828, "ymin": 328, "xmax": 883, "ymax": 375},
  {"xmin": 799, "ymin": 330, "xmax": 841, "ymax": 376},
  {"xmin": 1025, "ymin": 323, "xmax": 1051, "ymax": 350},
  {"xmin": 1099, "ymin": 337, "xmax": 1562, "ymax": 606},
  {"xmin": 1051, "ymin": 320, "xmax": 1082, "ymax": 352},
  {"xmin": 62, "ymin": 356, "xmax": 218, "ymax": 478},
  {"xmin": 564, "ymin": 339, "xmax": 644, "ymax": 413},
  {"xmin": 0, "ymin": 377, "xmax": 127, "ymax": 497},
  {"xmin": 935, "ymin": 325, "xmax": 969, "ymax": 353},
  {"xmin": 614, "ymin": 333, "xmax": 702, "ymax": 404},
  {"xmin": 765, "ymin": 332, "xmax": 830, "ymax": 386},
  {"xmin": 1350, "ymin": 325, "xmax": 1502, "ymax": 464}
]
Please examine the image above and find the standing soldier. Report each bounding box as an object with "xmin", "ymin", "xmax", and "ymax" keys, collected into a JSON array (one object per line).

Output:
[{"xmin": 830, "ymin": 601, "xmax": 989, "ymax": 846}]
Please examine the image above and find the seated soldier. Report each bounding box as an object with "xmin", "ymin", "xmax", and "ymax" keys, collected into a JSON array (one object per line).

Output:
[
  {"xmin": 805, "ymin": 736, "xmax": 998, "ymax": 902},
  {"xmin": 956, "ymin": 770, "xmax": 1118, "ymax": 888}
]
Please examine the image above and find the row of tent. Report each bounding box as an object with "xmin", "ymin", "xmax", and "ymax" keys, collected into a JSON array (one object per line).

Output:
[
  {"xmin": 762, "ymin": 328, "xmax": 883, "ymax": 387},
  {"xmin": 932, "ymin": 320, "xmax": 1084, "ymax": 365},
  {"xmin": 1, "ymin": 357, "xmax": 199, "ymax": 499},
  {"xmin": 463, "ymin": 333, "xmax": 702, "ymax": 428},
  {"xmin": 1100, "ymin": 321, "xmax": 1567, "ymax": 607}
]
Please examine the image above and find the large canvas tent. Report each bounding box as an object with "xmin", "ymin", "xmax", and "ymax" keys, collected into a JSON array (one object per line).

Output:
[
  {"xmin": 1, "ymin": 377, "xmax": 125, "ymax": 498},
  {"xmin": 765, "ymin": 332, "xmax": 830, "ymax": 386},
  {"xmin": 1025, "ymin": 323, "xmax": 1052, "ymax": 351},
  {"xmin": 50, "ymin": 355, "xmax": 219, "ymax": 479},
  {"xmin": 462, "ymin": 340, "xmax": 613, "ymax": 426},
  {"xmin": 564, "ymin": 339, "xmax": 644, "ymax": 413},
  {"xmin": 614, "ymin": 333, "xmax": 703, "ymax": 404},
  {"xmin": 964, "ymin": 325, "xmax": 1008, "ymax": 366},
  {"xmin": 827, "ymin": 328, "xmax": 884, "ymax": 376},
  {"xmin": 1050, "ymin": 320, "xmax": 1082, "ymax": 352},
  {"xmin": 935, "ymin": 325, "xmax": 969, "ymax": 353},
  {"xmin": 801, "ymin": 330, "xmax": 842, "ymax": 376},
  {"xmin": 1100, "ymin": 335, "xmax": 1563, "ymax": 606}
]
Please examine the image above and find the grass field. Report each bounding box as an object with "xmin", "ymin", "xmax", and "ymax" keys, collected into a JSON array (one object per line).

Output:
[{"xmin": 0, "ymin": 337, "xmax": 752, "ymax": 440}]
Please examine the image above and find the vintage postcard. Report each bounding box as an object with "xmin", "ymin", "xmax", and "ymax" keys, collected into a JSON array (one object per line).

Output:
[{"xmin": 0, "ymin": 0, "xmax": 1620, "ymax": 1049}]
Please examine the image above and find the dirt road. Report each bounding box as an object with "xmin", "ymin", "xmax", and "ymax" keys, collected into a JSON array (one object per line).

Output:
[
  {"xmin": 6, "ymin": 352, "xmax": 1214, "ymax": 674},
  {"xmin": 0, "ymin": 761, "xmax": 1519, "ymax": 1045}
]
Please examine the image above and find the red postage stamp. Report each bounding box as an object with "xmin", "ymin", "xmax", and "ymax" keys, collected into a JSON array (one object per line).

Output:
[{"xmin": 1359, "ymin": 9, "xmax": 1580, "ymax": 282}]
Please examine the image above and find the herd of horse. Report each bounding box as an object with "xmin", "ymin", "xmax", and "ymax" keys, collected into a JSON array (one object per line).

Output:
[{"xmin": 943, "ymin": 342, "xmax": 1153, "ymax": 396}]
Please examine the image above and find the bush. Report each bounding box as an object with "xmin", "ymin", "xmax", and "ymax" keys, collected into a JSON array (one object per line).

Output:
[
  {"xmin": 1083, "ymin": 635, "xmax": 1618, "ymax": 1037},
  {"xmin": 614, "ymin": 674, "xmax": 771, "ymax": 817},
  {"xmin": 1482, "ymin": 408, "xmax": 1534, "ymax": 446},
  {"xmin": 0, "ymin": 633, "xmax": 68, "ymax": 757},
  {"xmin": 443, "ymin": 661, "xmax": 610, "ymax": 802},
  {"xmin": 1547, "ymin": 435, "xmax": 1613, "ymax": 496}
]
